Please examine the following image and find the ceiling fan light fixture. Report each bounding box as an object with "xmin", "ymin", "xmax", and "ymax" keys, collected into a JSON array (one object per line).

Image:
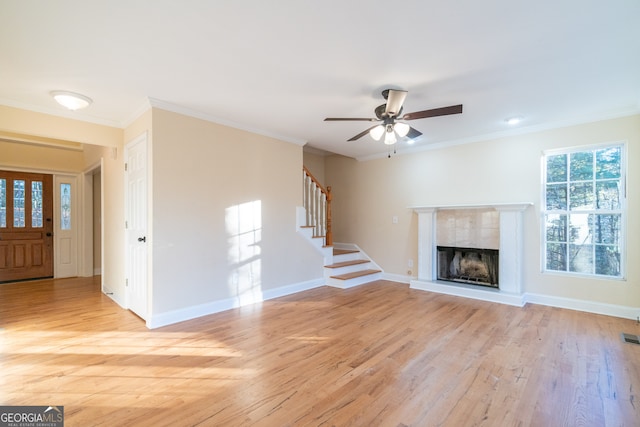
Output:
[
  {"xmin": 384, "ymin": 128, "xmax": 397, "ymax": 145},
  {"xmin": 394, "ymin": 122, "xmax": 410, "ymax": 137},
  {"xmin": 50, "ymin": 90, "xmax": 92, "ymax": 110},
  {"xmin": 369, "ymin": 125, "xmax": 385, "ymax": 141}
]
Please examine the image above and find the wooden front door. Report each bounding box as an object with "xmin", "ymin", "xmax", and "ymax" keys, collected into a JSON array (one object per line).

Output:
[{"xmin": 0, "ymin": 171, "xmax": 54, "ymax": 282}]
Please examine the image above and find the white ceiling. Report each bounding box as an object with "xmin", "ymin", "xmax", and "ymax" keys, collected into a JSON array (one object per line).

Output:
[{"xmin": 1, "ymin": 1, "xmax": 639, "ymax": 160}]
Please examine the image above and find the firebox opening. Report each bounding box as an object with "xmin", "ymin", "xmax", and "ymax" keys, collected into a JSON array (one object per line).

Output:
[{"xmin": 437, "ymin": 246, "xmax": 499, "ymax": 288}]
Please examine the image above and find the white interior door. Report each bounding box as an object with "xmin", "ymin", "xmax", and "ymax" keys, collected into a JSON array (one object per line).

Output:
[
  {"xmin": 54, "ymin": 175, "xmax": 78, "ymax": 278},
  {"xmin": 125, "ymin": 134, "xmax": 148, "ymax": 320}
]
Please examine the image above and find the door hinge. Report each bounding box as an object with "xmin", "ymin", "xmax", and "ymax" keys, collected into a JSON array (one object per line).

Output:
[
  {"xmin": 126, "ymin": 278, "xmax": 128, "ymax": 287},
  {"xmin": 125, "ymin": 162, "xmax": 128, "ymax": 171},
  {"xmin": 125, "ymin": 221, "xmax": 128, "ymax": 229}
]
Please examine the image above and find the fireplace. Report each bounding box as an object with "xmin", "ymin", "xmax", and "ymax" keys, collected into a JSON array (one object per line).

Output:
[
  {"xmin": 437, "ymin": 246, "xmax": 499, "ymax": 288},
  {"xmin": 410, "ymin": 203, "xmax": 532, "ymax": 306}
]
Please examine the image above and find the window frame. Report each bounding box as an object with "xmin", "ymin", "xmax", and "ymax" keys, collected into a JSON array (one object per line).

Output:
[{"xmin": 541, "ymin": 141, "xmax": 627, "ymax": 280}]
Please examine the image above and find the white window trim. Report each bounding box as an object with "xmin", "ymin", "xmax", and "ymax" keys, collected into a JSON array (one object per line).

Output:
[{"xmin": 541, "ymin": 141, "xmax": 627, "ymax": 280}]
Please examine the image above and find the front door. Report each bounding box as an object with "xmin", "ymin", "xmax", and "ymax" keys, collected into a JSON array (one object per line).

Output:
[{"xmin": 0, "ymin": 171, "xmax": 54, "ymax": 282}]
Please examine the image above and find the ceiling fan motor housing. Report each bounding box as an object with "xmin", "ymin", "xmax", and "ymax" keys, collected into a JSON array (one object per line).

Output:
[{"xmin": 375, "ymin": 104, "xmax": 403, "ymax": 120}]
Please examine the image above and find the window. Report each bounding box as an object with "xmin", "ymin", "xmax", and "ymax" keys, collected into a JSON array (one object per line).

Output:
[
  {"xmin": 13, "ymin": 179, "xmax": 25, "ymax": 227},
  {"xmin": 61, "ymin": 183, "xmax": 71, "ymax": 230},
  {"xmin": 0, "ymin": 179, "xmax": 5, "ymax": 228},
  {"xmin": 543, "ymin": 144, "xmax": 625, "ymax": 278},
  {"xmin": 32, "ymin": 181, "xmax": 43, "ymax": 228}
]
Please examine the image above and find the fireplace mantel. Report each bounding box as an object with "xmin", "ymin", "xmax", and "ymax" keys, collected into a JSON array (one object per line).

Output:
[
  {"xmin": 409, "ymin": 202, "xmax": 532, "ymax": 306},
  {"xmin": 410, "ymin": 202, "xmax": 533, "ymax": 212}
]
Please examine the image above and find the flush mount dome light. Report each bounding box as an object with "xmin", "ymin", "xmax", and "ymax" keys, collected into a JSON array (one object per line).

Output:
[
  {"xmin": 50, "ymin": 91, "xmax": 92, "ymax": 110},
  {"xmin": 505, "ymin": 116, "xmax": 523, "ymax": 125}
]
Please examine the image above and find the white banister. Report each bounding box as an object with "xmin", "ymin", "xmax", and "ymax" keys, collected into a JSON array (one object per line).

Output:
[{"xmin": 302, "ymin": 167, "xmax": 332, "ymax": 247}]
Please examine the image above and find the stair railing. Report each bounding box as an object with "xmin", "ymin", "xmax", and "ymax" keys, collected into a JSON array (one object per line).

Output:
[{"xmin": 302, "ymin": 166, "xmax": 332, "ymax": 246}]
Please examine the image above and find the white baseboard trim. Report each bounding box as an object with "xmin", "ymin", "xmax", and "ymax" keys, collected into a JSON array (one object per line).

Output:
[
  {"xmin": 524, "ymin": 292, "xmax": 639, "ymax": 320},
  {"xmin": 93, "ymin": 267, "xmax": 102, "ymax": 275},
  {"xmin": 406, "ymin": 279, "xmax": 638, "ymax": 320},
  {"xmin": 147, "ymin": 278, "xmax": 325, "ymax": 329},
  {"xmin": 382, "ymin": 272, "xmax": 413, "ymax": 284},
  {"xmin": 103, "ymin": 287, "xmax": 125, "ymax": 309}
]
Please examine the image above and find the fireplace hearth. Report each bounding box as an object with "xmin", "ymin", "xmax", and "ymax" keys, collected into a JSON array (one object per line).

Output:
[{"xmin": 437, "ymin": 246, "xmax": 499, "ymax": 288}]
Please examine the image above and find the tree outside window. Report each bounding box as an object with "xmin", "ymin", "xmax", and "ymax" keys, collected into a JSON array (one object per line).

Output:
[{"xmin": 543, "ymin": 144, "xmax": 624, "ymax": 278}]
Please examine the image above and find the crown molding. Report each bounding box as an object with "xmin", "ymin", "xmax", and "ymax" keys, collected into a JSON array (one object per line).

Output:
[
  {"xmin": 356, "ymin": 106, "xmax": 640, "ymax": 162},
  {"xmin": 0, "ymin": 97, "xmax": 123, "ymax": 128},
  {"xmin": 147, "ymin": 97, "xmax": 307, "ymax": 146}
]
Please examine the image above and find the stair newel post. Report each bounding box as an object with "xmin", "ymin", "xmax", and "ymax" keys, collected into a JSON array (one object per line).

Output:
[{"xmin": 325, "ymin": 186, "xmax": 333, "ymax": 246}]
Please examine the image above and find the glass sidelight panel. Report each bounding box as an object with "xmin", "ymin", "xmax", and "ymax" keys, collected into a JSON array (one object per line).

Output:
[
  {"xmin": 13, "ymin": 179, "xmax": 25, "ymax": 227},
  {"xmin": 32, "ymin": 181, "xmax": 43, "ymax": 228},
  {"xmin": 61, "ymin": 183, "xmax": 71, "ymax": 230},
  {"xmin": 0, "ymin": 179, "xmax": 5, "ymax": 228}
]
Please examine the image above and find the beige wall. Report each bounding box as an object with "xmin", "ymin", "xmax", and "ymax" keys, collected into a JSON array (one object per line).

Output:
[
  {"xmin": 303, "ymin": 150, "xmax": 326, "ymax": 187},
  {"xmin": 150, "ymin": 108, "xmax": 322, "ymax": 317},
  {"xmin": 0, "ymin": 140, "xmax": 85, "ymax": 172},
  {"xmin": 0, "ymin": 105, "xmax": 121, "ymax": 147},
  {"xmin": 325, "ymin": 114, "xmax": 640, "ymax": 310}
]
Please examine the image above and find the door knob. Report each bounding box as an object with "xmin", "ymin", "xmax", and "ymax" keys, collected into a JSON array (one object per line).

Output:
[
  {"xmin": 138, "ymin": 236, "xmax": 146, "ymax": 242},
  {"xmin": 46, "ymin": 232, "xmax": 53, "ymax": 237}
]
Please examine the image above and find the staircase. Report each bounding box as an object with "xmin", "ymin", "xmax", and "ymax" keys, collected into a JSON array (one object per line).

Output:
[
  {"xmin": 298, "ymin": 167, "xmax": 382, "ymax": 288},
  {"xmin": 324, "ymin": 245, "xmax": 382, "ymax": 288}
]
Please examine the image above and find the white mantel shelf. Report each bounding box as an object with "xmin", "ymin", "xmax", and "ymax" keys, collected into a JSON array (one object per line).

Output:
[
  {"xmin": 409, "ymin": 202, "xmax": 533, "ymax": 307},
  {"xmin": 410, "ymin": 202, "xmax": 533, "ymax": 212}
]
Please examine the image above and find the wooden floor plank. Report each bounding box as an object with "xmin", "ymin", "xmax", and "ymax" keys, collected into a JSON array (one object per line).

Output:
[{"xmin": 1, "ymin": 277, "xmax": 639, "ymax": 426}]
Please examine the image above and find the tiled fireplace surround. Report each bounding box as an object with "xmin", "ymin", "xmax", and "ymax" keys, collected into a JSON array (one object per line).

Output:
[{"xmin": 409, "ymin": 203, "xmax": 532, "ymax": 306}]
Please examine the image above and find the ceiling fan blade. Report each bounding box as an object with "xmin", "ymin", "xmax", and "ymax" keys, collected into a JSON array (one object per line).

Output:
[
  {"xmin": 324, "ymin": 117, "xmax": 379, "ymax": 122},
  {"xmin": 385, "ymin": 90, "xmax": 408, "ymax": 117},
  {"xmin": 407, "ymin": 127, "xmax": 422, "ymax": 139},
  {"xmin": 347, "ymin": 125, "xmax": 380, "ymax": 141},
  {"xmin": 402, "ymin": 104, "xmax": 463, "ymax": 120}
]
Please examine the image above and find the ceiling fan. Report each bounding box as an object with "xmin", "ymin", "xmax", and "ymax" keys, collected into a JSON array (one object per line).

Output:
[{"xmin": 324, "ymin": 89, "xmax": 463, "ymax": 145}]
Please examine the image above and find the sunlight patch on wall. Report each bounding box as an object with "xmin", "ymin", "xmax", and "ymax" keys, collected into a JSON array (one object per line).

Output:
[{"xmin": 226, "ymin": 200, "xmax": 263, "ymax": 306}]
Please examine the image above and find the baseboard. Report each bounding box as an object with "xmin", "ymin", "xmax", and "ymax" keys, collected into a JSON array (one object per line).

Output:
[
  {"xmin": 147, "ymin": 278, "xmax": 325, "ymax": 329},
  {"xmin": 382, "ymin": 272, "xmax": 413, "ymax": 284},
  {"xmin": 93, "ymin": 267, "xmax": 102, "ymax": 275},
  {"xmin": 103, "ymin": 287, "xmax": 126, "ymax": 309},
  {"xmin": 524, "ymin": 292, "xmax": 640, "ymax": 320},
  {"xmin": 406, "ymin": 278, "xmax": 638, "ymax": 320}
]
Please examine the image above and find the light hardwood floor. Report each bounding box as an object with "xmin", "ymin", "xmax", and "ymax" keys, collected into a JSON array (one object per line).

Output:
[{"xmin": 1, "ymin": 277, "xmax": 639, "ymax": 426}]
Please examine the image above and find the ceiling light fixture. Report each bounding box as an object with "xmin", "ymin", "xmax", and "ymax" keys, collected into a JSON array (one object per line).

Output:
[
  {"xmin": 369, "ymin": 122, "xmax": 410, "ymax": 144},
  {"xmin": 369, "ymin": 125, "xmax": 385, "ymax": 141},
  {"xmin": 505, "ymin": 116, "xmax": 523, "ymax": 125},
  {"xmin": 394, "ymin": 122, "xmax": 410, "ymax": 137},
  {"xmin": 50, "ymin": 91, "xmax": 92, "ymax": 110},
  {"xmin": 384, "ymin": 124, "xmax": 397, "ymax": 145}
]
